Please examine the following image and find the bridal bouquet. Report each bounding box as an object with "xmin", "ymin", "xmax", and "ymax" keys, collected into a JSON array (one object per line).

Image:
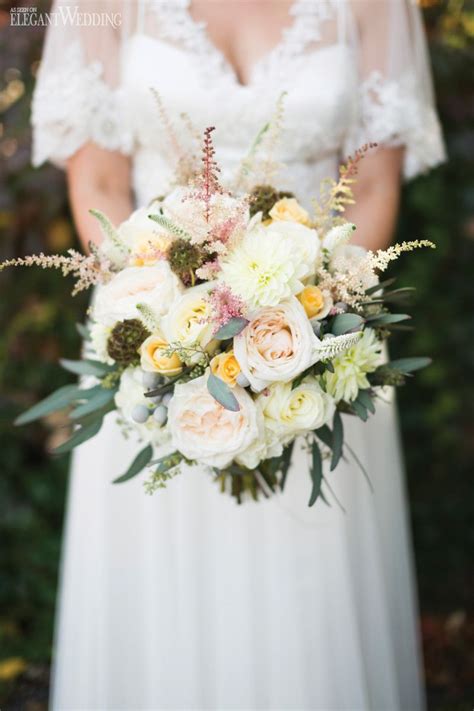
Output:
[{"xmin": 3, "ymin": 121, "xmax": 434, "ymax": 505}]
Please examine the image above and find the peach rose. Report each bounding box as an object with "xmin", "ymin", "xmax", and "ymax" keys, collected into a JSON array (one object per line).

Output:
[
  {"xmin": 167, "ymin": 375, "xmax": 261, "ymax": 468},
  {"xmin": 233, "ymin": 297, "xmax": 322, "ymax": 392}
]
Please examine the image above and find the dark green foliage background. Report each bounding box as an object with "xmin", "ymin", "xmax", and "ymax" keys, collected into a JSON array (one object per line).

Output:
[{"xmin": 0, "ymin": 1, "xmax": 473, "ymax": 707}]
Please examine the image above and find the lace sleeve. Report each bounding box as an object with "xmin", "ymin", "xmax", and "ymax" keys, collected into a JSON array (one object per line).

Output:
[
  {"xmin": 31, "ymin": 0, "xmax": 133, "ymax": 168},
  {"xmin": 344, "ymin": 0, "xmax": 445, "ymax": 180}
]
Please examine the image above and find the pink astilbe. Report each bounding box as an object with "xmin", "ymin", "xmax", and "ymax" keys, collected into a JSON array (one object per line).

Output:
[
  {"xmin": 193, "ymin": 126, "xmax": 223, "ymax": 223},
  {"xmin": 196, "ymin": 258, "xmax": 221, "ymax": 281},
  {"xmin": 209, "ymin": 284, "xmax": 246, "ymax": 332}
]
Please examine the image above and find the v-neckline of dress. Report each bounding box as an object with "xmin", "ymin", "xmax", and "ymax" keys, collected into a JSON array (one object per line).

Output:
[{"xmin": 181, "ymin": 0, "xmax": 310, "ymax": 88}]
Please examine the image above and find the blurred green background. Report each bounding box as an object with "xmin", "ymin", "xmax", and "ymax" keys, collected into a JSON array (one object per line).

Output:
[{"xmin": 0, "ymin": 0, "xmax": 473, "ymax": 708}]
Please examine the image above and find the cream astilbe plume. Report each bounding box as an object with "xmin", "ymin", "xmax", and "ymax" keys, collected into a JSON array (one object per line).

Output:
[
  {"xmin": 368, "ymin": 240, "xmax": 435, "ymax": 271},
  {"xmin": 0, "ymin": 250, "xmax": 110, "ymax": 295}
]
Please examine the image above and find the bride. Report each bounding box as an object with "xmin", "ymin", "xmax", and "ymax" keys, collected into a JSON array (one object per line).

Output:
[{"xmin": 32, "ymin": 1, "xmax": 444, "ymax": 709}]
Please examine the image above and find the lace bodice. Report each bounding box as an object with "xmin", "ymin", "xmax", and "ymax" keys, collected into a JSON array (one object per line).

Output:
[{"xmin": 32, "ymin": 0, "xmax": 445, "ymax": 207}]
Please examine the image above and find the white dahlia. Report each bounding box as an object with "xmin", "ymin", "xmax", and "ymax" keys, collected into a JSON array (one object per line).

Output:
[{"xmin": 219, "ymin": 221, "xmax": 318, "ymax": 310}]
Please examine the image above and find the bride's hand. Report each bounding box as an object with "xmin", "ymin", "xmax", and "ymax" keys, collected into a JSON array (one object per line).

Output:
[{"xmin": 66, "ymin": 142, "xmax": 133, "ymax": 253}]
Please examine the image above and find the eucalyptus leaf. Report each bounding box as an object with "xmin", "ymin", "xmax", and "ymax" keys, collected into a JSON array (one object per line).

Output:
[
  {"xmin": 331, "ymin": 313, "xmax": 364, "ymax": 336},
  {"xmin": 351, "ymin": 400, "xmax": 369, "ymax": 421},
  {"xmin": 60, "ymin": 358, "xmax": 115, "ymax": 377},
  {"xmin": 14, "ymin": 384, "xmax": 81, "ymax": 426},
  {"xmin": 308, "ymin": 440, "xmax": 323, "ymax": 507},
  {"xmin": 366, "ymin": 313, "xmax": 411, "ymax": 327},
  {"xmin": 214, "ymin": 317, "xmax": 249, "ymax": 340},
  {"xmin": 365, "ymin": 277, "xmax": 397, "ymax": 296},
  {"xmin": 52, "ymin": 418, "xmax": 103, "ymax": 456},
  {"xmin": 315, "ymin": 424, "xmax": 332, "ymax": 449},
  {"xmin": 330, "ymin": 411, "xmax": 344, "ymax": 471},
  {"xmin": 70, "ymin": 388, "xmax": 116, "ymax": 419},
  {"xmin": 76, "ymin": 322, "xmax": 91, "ymax": 340},
  {"xmin": 207, "ymin": 372, "xmax": 240, "ymax": 412},
  {"xmin": 387, "ymin": 357, "xmax": 432, "ymax": 373},
  {"xmin": 113, "ymin": 444, "xmax": 153, "ymax": 484},
  {"xmin": 279, "ymin": 440, "xmax": 295, "ymax": 491},
  {"xmin": 356, "ymin": 389, "xmax": 375, "ymax": 415}
]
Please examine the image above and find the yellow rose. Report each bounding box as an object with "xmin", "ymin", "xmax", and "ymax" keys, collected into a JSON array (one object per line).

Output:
[
  {"xmin": 130, "ymin": 233, "xmax": 172, "ymax": 267},
  {"xmin": 269, "ymin": 198, "xmax": 311, "ymax": 226},
  {"xmin": 297, "ymin": 285, "xmax": 326, "ymax": 319},
  {"xmin": 140, "ymin": 335, "xmax": 183, "ymax": 375},
  {"xmin": 210, "ymin": 351, "xmax": 241, "ymax": 388}
]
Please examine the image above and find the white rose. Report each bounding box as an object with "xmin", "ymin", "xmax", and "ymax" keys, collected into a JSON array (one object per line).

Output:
[
  {"xmin": 233, "ymin": 297, "xmax": 322, "ymax": 392},
  {"xmin": 93, "ymin": 263, "xmax": 183, "ymax": 327},
  {"xmin": 258, "ymin": 378, "xmax": 335, "ymax": 443},
  {"xmin": 167, "ymin": 375, "xmax": 260, "ymax": 468},
  {"xmin": 161, "ymin": 283, "xmax": 216, "ymax": 359}
]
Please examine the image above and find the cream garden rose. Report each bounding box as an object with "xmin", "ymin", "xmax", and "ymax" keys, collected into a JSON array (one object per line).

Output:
[
  {"xmin": 140, "ymin": 335, "xmax": 183, "ymax": 375},
  {"xmin": 258, "ymin": 378, "xmax": 335, "ymax": 443},
  {"xmin": 167, "ymin": 375, "xmax": 261, "ymax": 468},
  {"xmin": 161, "ymin": 283, "xmax": 216, "ymax": 360},
  {"xmin": 93, "ymin": 263, "xmax": 183, "ymax": 326},
  {"xmin": 233, "ymin": 297, "xmax": 322, "ymax": 391}
]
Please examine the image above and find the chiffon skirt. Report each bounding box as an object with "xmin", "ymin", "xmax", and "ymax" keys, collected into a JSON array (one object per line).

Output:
[{"xmin": 50, "ymin": 388, "xmax": 425, "ymax": 711}]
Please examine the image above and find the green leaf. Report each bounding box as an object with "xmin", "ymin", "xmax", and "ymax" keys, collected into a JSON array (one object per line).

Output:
[
  {"xmin": 279, "ymin": 440, "xmax": 295, "ymax": 491},
  {"xmin": 207, "ymin": 372, "xmax": 240, "ymax": 412},
  {"xmin": 331, "ymin": 313, "xmax": 364, "ymax": 336},
  {"xmin": 330, "ymin": 411, "xmax": 344, "ymax": 471},
  {"xmin": 76, "ymin": 322, "xmax": 91, "ymax": 340},
  {"xmin": 356, "ymin": 389, "xmax": 375, "ymax": 414},
  {"xmin": 308, "ymin": 440, "xmax": 323, "ymax": 507},
  {"xmin": 14, "ymin": 384, "xmax": 81, "ymax": 426},
  {"xmin": 387, "ymin": 357, "xmax": 432, "ymax": 373},
  {"xmin": 365, "ymin": 277, "xmax": 397, "ymax": 295},
  {"xmin": 292, "ymin": 366, "xmax": 314, "ymax": 389},
  {"xmin": 73, "ymin": 401, "xmax": 116, "ymax": 428},
  {"xmin": 70, "ymin": 388, "xmax": 116, "ymax": 419},
  {"xmin": 52, "ymin": 418, "xmax": 103, "ymax": 456},
  {"xmin": 366, "ymin": 313, "xmax": 411, "ymax": 327},
  {"xmin": 113, "ymin": 444, "xmax": 154, "ymax": 484},
  {"xmin": 315, "ymin": 424, "xmax": 333, "ymax": 449},
  {"xmin": 214, "ymin": 317, "xmax": 249, "ymax": 340},
  {"xmin": 351, "ymin": 400, "xmax": 369, "ymax": 421},
  {"xmin": 60, "ymin": 358, "xmax": 114, "ymax": 377}
]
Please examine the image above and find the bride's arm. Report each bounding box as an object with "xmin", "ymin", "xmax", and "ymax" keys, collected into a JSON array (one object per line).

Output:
[
  {"xmin": 343, "ymin": 146, "xmax": 404, "ymax": 252},
  {"xmin": 66, "ymin": 143, "xmax": 133, "ymax": 252}
]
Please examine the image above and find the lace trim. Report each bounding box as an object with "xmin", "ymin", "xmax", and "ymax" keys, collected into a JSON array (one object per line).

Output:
[
  {"xmin": 344, "ymin": 70, "xmax": 446, "ymax": 180},
  {"xmin": 32, "ymin": 42, "xmax": 133, "ymax": 167},
  {"xmin": 150, "ymin": 0, "xmax": 336, "ymax": 86}
]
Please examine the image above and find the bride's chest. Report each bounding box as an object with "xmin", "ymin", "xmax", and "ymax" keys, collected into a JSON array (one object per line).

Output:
[{"xmin": 120, "ymin": 34, "xmax": 357, "ymax": 162}]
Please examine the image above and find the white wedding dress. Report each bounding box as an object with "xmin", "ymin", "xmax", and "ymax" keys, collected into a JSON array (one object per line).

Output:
[{"xmin": 32, "ymin": 1, "xmax": 445, "ymax": 709}]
